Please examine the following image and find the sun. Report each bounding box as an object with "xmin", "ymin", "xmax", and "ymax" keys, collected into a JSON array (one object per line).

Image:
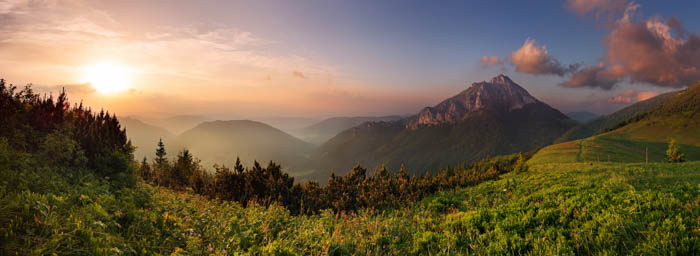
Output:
[{"xmin": 81, "ymin": 62, "xmax": 132, "ymax": 94}]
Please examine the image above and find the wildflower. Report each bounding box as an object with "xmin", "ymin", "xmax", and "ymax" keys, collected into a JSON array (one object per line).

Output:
[
  {"xmin": 208, "ymin": 247, "xmax": 213, "ymax": 251},
  {"xmin": 222, "ymin": 249, "xmax": 226, "ymax": 254}
]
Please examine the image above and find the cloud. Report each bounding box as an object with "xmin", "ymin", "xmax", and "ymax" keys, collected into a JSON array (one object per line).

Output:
[
  {"xmin": 479, "ymin": 56, "xmax": 502, "ymax": 67},
  {"xmin": 510, "ymin": 38, "xmax": 579, "ymax": 76},
  {"xmin": 561, "ymin": 1, "xmax": 700, "ymax": 89},
  {"xmin": 607, "ymin": 89, "xmax": 660, "ymax": 104},
  {"xmin": 31, "ymin": 83, "xmax": 96, "ymax": 96},
  {"xmin": 560, "ymin": 64, "xmax": 622, "ymax": 90},
  {"xmin": 565, "ymin": 0, "xmax": 630, "ymax": 23},
  {"xmin": 635, "ymin": 90, "xmax": 660, "ymax": 101},
  {"xmin": 292, "ymin": 70, "xmax": 306, "ymax": 79}
]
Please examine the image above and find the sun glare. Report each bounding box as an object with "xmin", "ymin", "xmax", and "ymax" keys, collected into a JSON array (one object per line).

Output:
[{"xmin": 81, "ymin": 63, "xmax": 131, "ymax": 94}]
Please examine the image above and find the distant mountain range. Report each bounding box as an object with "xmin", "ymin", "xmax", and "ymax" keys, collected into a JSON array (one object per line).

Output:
[
  {"xmin": 119, "ymin": 117, "xmax": 175, "ymax": 161},
  {"xmin": 171, "ymin": 120, "xmax": 316, "ymax": 176},
  {"xmin": 300, "ymin": 116, "xmax": 404, "ymax": 145},
  {"xmin": 530, "ymin": 82, "xmax": 699, "ymax": 164},
  {"xmin": 144, "ymin": 115, "xmax": 210, "ymax": 135},
  {"xmin": 565, "ymin": 111, "xmax": 600, "ymax": 123},
  {"xmin": 309, "ymin": 75, "xmax": 577, "ymax": 179}
]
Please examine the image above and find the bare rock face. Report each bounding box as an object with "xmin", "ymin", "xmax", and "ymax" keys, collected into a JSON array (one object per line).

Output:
[{"xmin": 406, "ymin": 74, "xmax": 537, "ymax": 129}]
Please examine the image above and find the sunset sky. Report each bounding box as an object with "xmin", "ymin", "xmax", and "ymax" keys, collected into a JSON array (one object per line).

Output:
[{"xmin": 1, "ymin": 0, "xmax": 699, "ymax": 118}]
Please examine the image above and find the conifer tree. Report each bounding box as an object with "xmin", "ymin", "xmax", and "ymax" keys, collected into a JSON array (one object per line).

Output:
[
  {"xmin": 665, "ymin": 138, "xmax": 686, "ymax": 163},
  {"xmin": 155, "ymin": 138, "xmax": 167, "ymax": 166},
  {"xmin": 139, "ymin": 156, "xmax": 151, "ymax": 180}
]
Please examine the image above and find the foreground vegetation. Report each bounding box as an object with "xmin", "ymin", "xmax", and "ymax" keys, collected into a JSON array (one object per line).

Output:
[
  {"xmin": 2, "ymin": 81, "xmax": 699, "ymax": 255},
  {"xmin": 6, "ymin": 149, "xmax": 698, "ymax": 254},
  {"xmin": 124, "ymin": 161, "xmax": 699, "ymax": 255}
]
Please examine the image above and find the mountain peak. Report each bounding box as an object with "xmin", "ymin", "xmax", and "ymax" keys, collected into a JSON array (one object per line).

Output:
[
  {"xmin": 490, "ymin": 74, "xmax": 514, "ymax": 85},
  {"xmin": 407, "ymin": 75, "xmax": 541, "ymax": 129}
]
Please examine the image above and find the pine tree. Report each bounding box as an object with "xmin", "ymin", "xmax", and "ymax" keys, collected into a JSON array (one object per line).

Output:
[
  {"xmin": 139, "ymin": 156, "xmax": 151, "ymax": 180},
  {"xmin": 665, "ymin": 138, "xmax": 686, "ymax": 163},
  {"xmin": 155, "ymin": 138, "xmax": 167, "ymax": 166}
]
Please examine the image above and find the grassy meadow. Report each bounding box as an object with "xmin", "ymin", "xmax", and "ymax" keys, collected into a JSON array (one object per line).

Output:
[{"xmin": 5, "ymin": 154, "xmax": 698, "ymax": 254}]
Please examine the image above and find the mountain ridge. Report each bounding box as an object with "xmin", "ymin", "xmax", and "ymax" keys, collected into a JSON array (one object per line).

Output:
[{"xmin": 309, "ymin": 75, "xmax": 576, "ymax": 180}]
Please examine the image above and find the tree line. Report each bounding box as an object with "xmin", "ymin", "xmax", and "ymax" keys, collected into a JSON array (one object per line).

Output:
[
  {"xmin": 138, "ymin": 140, "xmax": 528, "ymax": 215},
  {"xmin": 0, "ymin": 80, "xmax": 134, "ymax": 184}
]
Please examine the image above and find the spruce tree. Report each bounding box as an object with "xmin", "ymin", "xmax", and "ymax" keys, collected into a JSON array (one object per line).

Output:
[
  {"xmin": 665, "ymin": 139, "xmax": 686, "ymax": 163},
  {"xmin": 139, "ymin": 156, "xmax": 151, "ymax": 180},
  {"xmin": 155, "ymin": 138, "xmax": 167, "ymax": 166}
]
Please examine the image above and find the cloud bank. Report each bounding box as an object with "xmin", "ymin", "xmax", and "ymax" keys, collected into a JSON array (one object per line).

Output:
[
  {"xmin": 562, "ymin": 1, "xmax": 700, "ymax": 89},
  {"xmin": 483, "ymin": 0, "xmax": 700, "ymax": 91}
]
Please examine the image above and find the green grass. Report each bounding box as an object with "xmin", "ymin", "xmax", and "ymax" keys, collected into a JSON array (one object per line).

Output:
[
  {"xmin": 529, "ymin": 134, "xmax": 700, "ymax": 165},
  {"xmin": 4, "ymin": 150, "xmax": 700, "ymax": 255},
  {"xmin": 142, "ymin": 161, "xmax": 700, "ymax": 255},
  {"xmin": 55, "ymin": 161, "xmax": 700, "ymax": 255},
  {"xmin": 529, "ymin": 113, "xmax": 700, "ymax": 165}
]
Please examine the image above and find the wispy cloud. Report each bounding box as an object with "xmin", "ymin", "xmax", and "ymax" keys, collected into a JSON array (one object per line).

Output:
[
  {"xmin": 565, "ymin": 0, "xmax": 629, "ymax": 24},
  {"xmin": 479, "ymin": 56, "xmax": 502, "ymax": 67},
  {"xmin": 607, "ymin": 89, "xmax": 660, "ymax": 104},
  {"xmin": 0, "ymin": 0, "xmax": 372, "ymax": 116},
  {"xmin": 292, "ymin": 70, "xmax": 306, "ymax": 79}
]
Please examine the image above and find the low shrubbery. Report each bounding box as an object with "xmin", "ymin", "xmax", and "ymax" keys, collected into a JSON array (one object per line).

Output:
[{"xmin": 139, "ymin": 139, "xmax": 524, "ymax": 214}]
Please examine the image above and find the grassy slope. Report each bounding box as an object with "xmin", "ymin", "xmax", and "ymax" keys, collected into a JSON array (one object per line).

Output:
[
  {"xmin": 554, "ymin": 91, "xmax": 678, "ymax": 143},
  {"xmin": 531, "ymin": 84, "xmax": 700, "ymax": 165},
  {"xmin": 138, "ymin": 162, "xmax": 700, "ymax": 255}
]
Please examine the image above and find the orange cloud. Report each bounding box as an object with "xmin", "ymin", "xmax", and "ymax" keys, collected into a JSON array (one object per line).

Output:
[
  {"xmin": 510, "ymin": 38, "xmax": 579, "ymax": 76},
  {"xmin": 607, "ymin": 89, "xmax": 660, "ymax": 104},
  {"xmin": 292, "ymin": 70, "xmax": 306, "ymax": 79}
]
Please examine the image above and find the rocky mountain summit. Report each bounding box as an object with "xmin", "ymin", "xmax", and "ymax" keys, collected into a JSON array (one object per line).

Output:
[{"xmin": 407, "ymin": 74, "xmax": 538, "ymax": 129}]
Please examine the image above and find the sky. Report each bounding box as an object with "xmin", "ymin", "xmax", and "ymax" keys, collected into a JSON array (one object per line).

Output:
[{"xmin": 1, "ymin": 0, "xmax": 699, "ymax": 119}]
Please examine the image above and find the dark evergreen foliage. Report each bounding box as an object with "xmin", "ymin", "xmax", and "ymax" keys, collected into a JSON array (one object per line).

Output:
[
  {"xmin": 140, "ymin": 139, "xmax": 525, "ymax": 215},
  {"xmin": 0, "ymin": 80, "xmax": 133, "ymax": 182}
]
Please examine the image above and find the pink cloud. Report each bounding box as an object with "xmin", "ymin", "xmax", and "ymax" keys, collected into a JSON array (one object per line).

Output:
[
  {"xmin": 479, "ymin": 56, "xmax": 502, "ymax": 67},
  {"xmin": 565, "ymin": 0, "xmax": 629, "ymax": 23},
  {"xmin": 607, "ymin": 89, "xmax": 660, "ymax": 104},
  {"xmin": 636, "ymin": 91, "xmax": 660, "ymax": 101},
  {"xmin": 561, "ymin": 1, "xmax": 700, "ymax": 89},
  {"xmin": 510, "ymin": 38, "xmax": 579, "ymax": 76}
]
